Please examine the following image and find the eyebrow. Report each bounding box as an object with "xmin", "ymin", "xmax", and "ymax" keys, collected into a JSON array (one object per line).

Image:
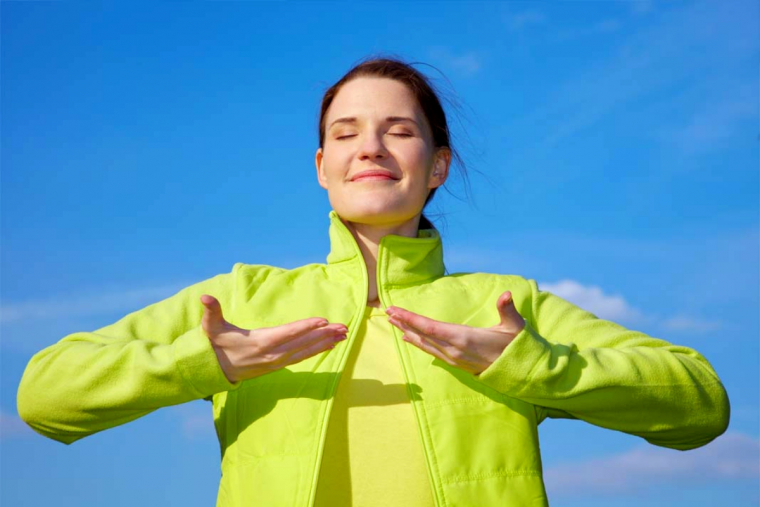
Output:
[{"xmin": 328, "ymin": 116, "xmax": 419, "ymax": 129}]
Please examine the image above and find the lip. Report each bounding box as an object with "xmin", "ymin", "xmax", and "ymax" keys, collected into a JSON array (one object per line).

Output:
[{"xmin": 350, "ymin": 169, "xmax": 399, "ymax": 182}]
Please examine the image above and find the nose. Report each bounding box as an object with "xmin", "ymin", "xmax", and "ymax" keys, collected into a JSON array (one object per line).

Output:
[{"xmin": 357, "ymin": 132, "xmax": 388, "ymax": 161}]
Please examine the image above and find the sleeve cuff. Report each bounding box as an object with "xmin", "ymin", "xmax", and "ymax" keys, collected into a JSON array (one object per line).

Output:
[
  {"xmin": 473, "ymin": 318, "xmax": 551, "ymax": 395},
  {"xmin": 173, "ymin": 326, "xmax": 243, "ymax": 399}
]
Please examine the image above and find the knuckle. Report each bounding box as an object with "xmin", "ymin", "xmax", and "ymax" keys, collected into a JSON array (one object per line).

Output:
[
  {"xmin": 452, "ymin": 335, "xmax": 467, "ymax": 348},
  {"xmin": 448, "ymin": 347, "xmax": 465, "ymax": 360},
  {"xmin": 422, "ymin": 322, "xmax": 436, "ymax": 336}
]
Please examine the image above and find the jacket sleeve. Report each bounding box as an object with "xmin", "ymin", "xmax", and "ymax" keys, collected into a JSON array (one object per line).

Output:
[
  {"xmin": 16, "ymin": 263, "xmax": 244, "ymax": 445},
  {"xmin": 473, "ymin": 278, "xmax": 730, "ymax": 451}
]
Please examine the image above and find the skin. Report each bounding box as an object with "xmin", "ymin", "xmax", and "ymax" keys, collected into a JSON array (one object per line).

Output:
[
  {"xmin": 315, "ymin": 76, "xmax": 450, "ymax": 307},
  {"xmin": 315, "ymin": 77, "xmax": 527, "ymax": 376}
]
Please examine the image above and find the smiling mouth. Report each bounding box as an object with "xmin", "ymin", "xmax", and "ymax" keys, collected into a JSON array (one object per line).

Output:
[{"xmin": 352, "ymin": 175, "xmax": 397, "ymax": 182}]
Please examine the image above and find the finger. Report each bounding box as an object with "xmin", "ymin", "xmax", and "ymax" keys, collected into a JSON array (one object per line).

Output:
[
  {"xmin": 286, "ymin": 335, "xmax": 342, "ymax": 365},
  {"xmin": 496, "ymin": 291, "xmax": 510, "ymax": 326},
  {"xmin": 399, "ymin": 330, "xmax": 456, "ymax": 367},
  {"xmin": 388, "ymin": 316, "xmax": 452, "ymax": 357},
  {"xmin": 201, "ymin": 294, "xmax": 225, "ymax": 319},
  {"xmin": 201, "ymin": 294, "xmax": 228, "ymax": 335},
  {"xmin": 265, "ymin": 318, "xmax": 344, "ymax": 348},
  {"xmin": 496, "ymin": 290, "xmax": 524, "ymax": 331},
  {"xmin": 386, "ymin": 307, "xmax": 460, "ymax": 344},
  {"xmin": 276, "ymin": 325, "xmax": 347, "ymax": 355}
]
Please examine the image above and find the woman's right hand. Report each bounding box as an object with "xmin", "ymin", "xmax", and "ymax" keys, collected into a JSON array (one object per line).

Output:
[{"xmin": 199, "ymin": 294, "xmax": 348, "ymax": 383}]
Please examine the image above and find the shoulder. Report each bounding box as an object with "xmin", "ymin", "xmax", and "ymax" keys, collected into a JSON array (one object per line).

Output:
[
  {"xmin": 438, "ymin": 270, "xmax": 538, "ymax": 318},
  {"xmin": 441, "ymin": 270, "xmax": 534, "ymax": 291},
  {"xmin": 233, "ymin": 260, "xmax": 327, "ymax": 287}
]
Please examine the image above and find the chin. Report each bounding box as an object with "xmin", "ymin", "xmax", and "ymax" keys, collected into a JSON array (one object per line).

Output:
[{"xmin": 333, "ymin": 204, "xmax": 402, "ymax": 222}]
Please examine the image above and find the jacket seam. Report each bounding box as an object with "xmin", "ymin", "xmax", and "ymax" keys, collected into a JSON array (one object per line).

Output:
[
  {"xmin": 517, "ymin": 380, "xmax": 728, "ymax": 403},
  {"xmin": 384, "ymin": 275, "xmax": 441, "ymax": 289},
  {"xmin": 441, "ymin": 469, "xmax": 542, "ymax": 485},
  {"xmin": 423, "ymin": 396, "xmax": 493, "ymax": 409}
]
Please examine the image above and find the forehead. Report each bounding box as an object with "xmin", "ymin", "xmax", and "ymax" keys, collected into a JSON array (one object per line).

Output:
[{"xmin": 326, "ymin": 77, "xmax": 423, "ymax": 123}]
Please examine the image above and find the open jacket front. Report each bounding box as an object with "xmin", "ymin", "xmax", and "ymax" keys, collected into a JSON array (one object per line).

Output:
[{"xmin": 17, "ymin": 210, "xmax": 730, "ymax": 507}]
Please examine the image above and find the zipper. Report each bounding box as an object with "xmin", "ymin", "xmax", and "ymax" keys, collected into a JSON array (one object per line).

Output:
[{"xmin": 376, "ymin": 238, "xmax": 444, "ymax": 507}]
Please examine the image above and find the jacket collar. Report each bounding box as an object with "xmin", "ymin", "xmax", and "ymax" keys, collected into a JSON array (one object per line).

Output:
[{"xmin": 325, "ymin": 210, "xmax": 445, "ymax": 286}]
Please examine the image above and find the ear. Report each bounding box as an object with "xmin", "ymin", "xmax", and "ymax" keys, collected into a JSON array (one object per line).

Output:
[
  {"xmin": 428, "ymin": 148, "xmax": 451, "ymax": 189},
  {"xmin": 315, "ymin": 147, "xmax": 328, "ymax": 190}
]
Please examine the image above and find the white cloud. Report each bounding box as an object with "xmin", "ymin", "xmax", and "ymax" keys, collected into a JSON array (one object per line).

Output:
[
  {"xmin": 545, "ymin": 432, "xmax": 760, "ymax": 497},
  {"xmin": 538, "ymin": 279, "xmax": 645, "ymax": 323},
  {"xmin": 0, "ymin": 281, "xmax": 193, "ymax": 324},
  {"xmin": 538, "ymin": 278, "xmax": 723, "ymax": 333}
]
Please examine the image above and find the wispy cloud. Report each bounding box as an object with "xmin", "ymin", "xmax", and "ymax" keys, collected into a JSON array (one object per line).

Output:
[
  {"xmin": 539, "ymin": 279, "xmax": 645, "ymax": 323},
  {"xmin": 554, "ymin": 18, "xmax": 623, "ymax": 42},
  {"xmin": 0, "ymin": 281, "xmax": 193, "ymax": 324},
  {"xmin": 427, "ymin": 47, "xmax": 483, "ymax": 78},
  {"xmin": 0, "ymin": 410, "xmax": 35, "ymax": 440},
  {"xmin": 505, "ymin": 0, "xmax": 757, "ymax": 158},
  {"xmin": 545, "ymin": 432, "xmax": 760, "ymax": 497},
  {"xmin": 630, "ymin": 0, "xmax": 654, "ymax": 16},
  {"xmin": 661, "ymin": 315, "xmax": 722, "ymax": 333},
  {"xmin": 166, "ymin": 400, "xmax": 216, "ymax": 440},
  {"xmin": 655, "ymin": 80, "xmax": 757, "ymax": 157},
  {"xmin": 505, "ymin": 9, "xmax": 547, "ymax": 31}
]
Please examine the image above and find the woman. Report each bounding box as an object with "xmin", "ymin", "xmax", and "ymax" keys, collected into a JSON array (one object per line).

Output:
[{"xmin": 17, "ymin": 56, "xmax": 730, "ymax": 506}]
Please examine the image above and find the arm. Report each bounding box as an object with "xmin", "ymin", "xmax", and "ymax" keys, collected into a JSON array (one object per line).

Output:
[
  {"xmin": 474, "ymin": 278, "xmax": 730, "ymax": 451},
  {"xmin": 16, "ymin": 264, "xmax": 244, "ymax": 445}
]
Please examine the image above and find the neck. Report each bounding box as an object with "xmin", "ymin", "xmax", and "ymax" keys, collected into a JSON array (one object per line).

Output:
[{"xmin": 340, "ymin": 214, "xmax": 422, "ymax": 304}]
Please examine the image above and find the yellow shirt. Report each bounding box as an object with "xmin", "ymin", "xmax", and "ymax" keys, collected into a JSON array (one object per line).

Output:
[{"xmin": 314, "ymin": 305, "xmax": 436, "ymax": 506}]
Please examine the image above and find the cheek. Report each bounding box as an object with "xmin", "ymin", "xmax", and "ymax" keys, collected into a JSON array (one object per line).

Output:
[{"xmin": 321, "ymin": 152, "xmax": 350, "ymax": 181}]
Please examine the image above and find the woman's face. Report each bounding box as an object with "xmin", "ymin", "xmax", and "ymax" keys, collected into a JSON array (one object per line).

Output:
[{"xmin": 315, "ymin": 77, "xmax": 450, "ymax": 227}]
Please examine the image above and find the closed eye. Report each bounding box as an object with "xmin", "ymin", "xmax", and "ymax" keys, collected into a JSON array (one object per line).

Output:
[{"xmin": 335, "ymin": 133, "xmax": 411, "ymax": 140}]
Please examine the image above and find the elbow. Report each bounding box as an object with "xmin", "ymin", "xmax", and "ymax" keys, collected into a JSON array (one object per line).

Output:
[
  {"xmin": 17, "ymin": 395, "xmax": 81, "ymax": 446},
  {"xmin": 657, "ymin": 382, "xmax": 731, "ymax": 452},
  {"xmin": 17, "ymin": 368, "xmax": 82, "ymax": 446},
  {"xmin": 693, "ymin": 382, "xmax": 731, "ymax": 449}
]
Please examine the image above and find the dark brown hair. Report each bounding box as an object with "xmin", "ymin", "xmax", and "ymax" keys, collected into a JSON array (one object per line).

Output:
[{"xmin": 317, "ymin": 55, "xmax": 471, "ymax": 233}]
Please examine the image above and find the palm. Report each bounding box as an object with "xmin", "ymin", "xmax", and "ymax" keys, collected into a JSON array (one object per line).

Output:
[{"xmin": 386, "ymin": 291, "xmax": 525, "ymax": 376}]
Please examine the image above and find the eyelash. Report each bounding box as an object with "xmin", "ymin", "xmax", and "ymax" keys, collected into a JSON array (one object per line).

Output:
[{"xmin": 336, "ymin": 133, "xmax": 412, "ymax": 140}]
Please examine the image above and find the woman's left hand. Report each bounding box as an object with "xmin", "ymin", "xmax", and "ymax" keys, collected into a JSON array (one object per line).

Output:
[{"xmin": 386, "ymin": 291, "xmax": 526, "ymax": 376}]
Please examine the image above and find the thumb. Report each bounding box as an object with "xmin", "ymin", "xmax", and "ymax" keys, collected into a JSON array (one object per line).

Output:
[
  {"xmin": 200, "ymin": 294, "xmax": 228, "ymax": 335},
  {"xmin": 496, "ymin": 291, "xmax": 521, "ymax": 328}
]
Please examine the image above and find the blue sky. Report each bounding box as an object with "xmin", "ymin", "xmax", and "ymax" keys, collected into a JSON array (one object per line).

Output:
[{"xmin": 2, "ymin": 0, "xmax": 758, "ymax": 505}]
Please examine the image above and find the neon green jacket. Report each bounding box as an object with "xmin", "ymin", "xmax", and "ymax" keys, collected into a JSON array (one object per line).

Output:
[{"xmin": 17, "ymin": 210, "xmax": 730, "ymax": 506}]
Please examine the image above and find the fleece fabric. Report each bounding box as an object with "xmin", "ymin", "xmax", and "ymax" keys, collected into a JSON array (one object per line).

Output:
[{"xmin": 17, "ymin": 209, "xmax": 730, "ymax": 507}]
